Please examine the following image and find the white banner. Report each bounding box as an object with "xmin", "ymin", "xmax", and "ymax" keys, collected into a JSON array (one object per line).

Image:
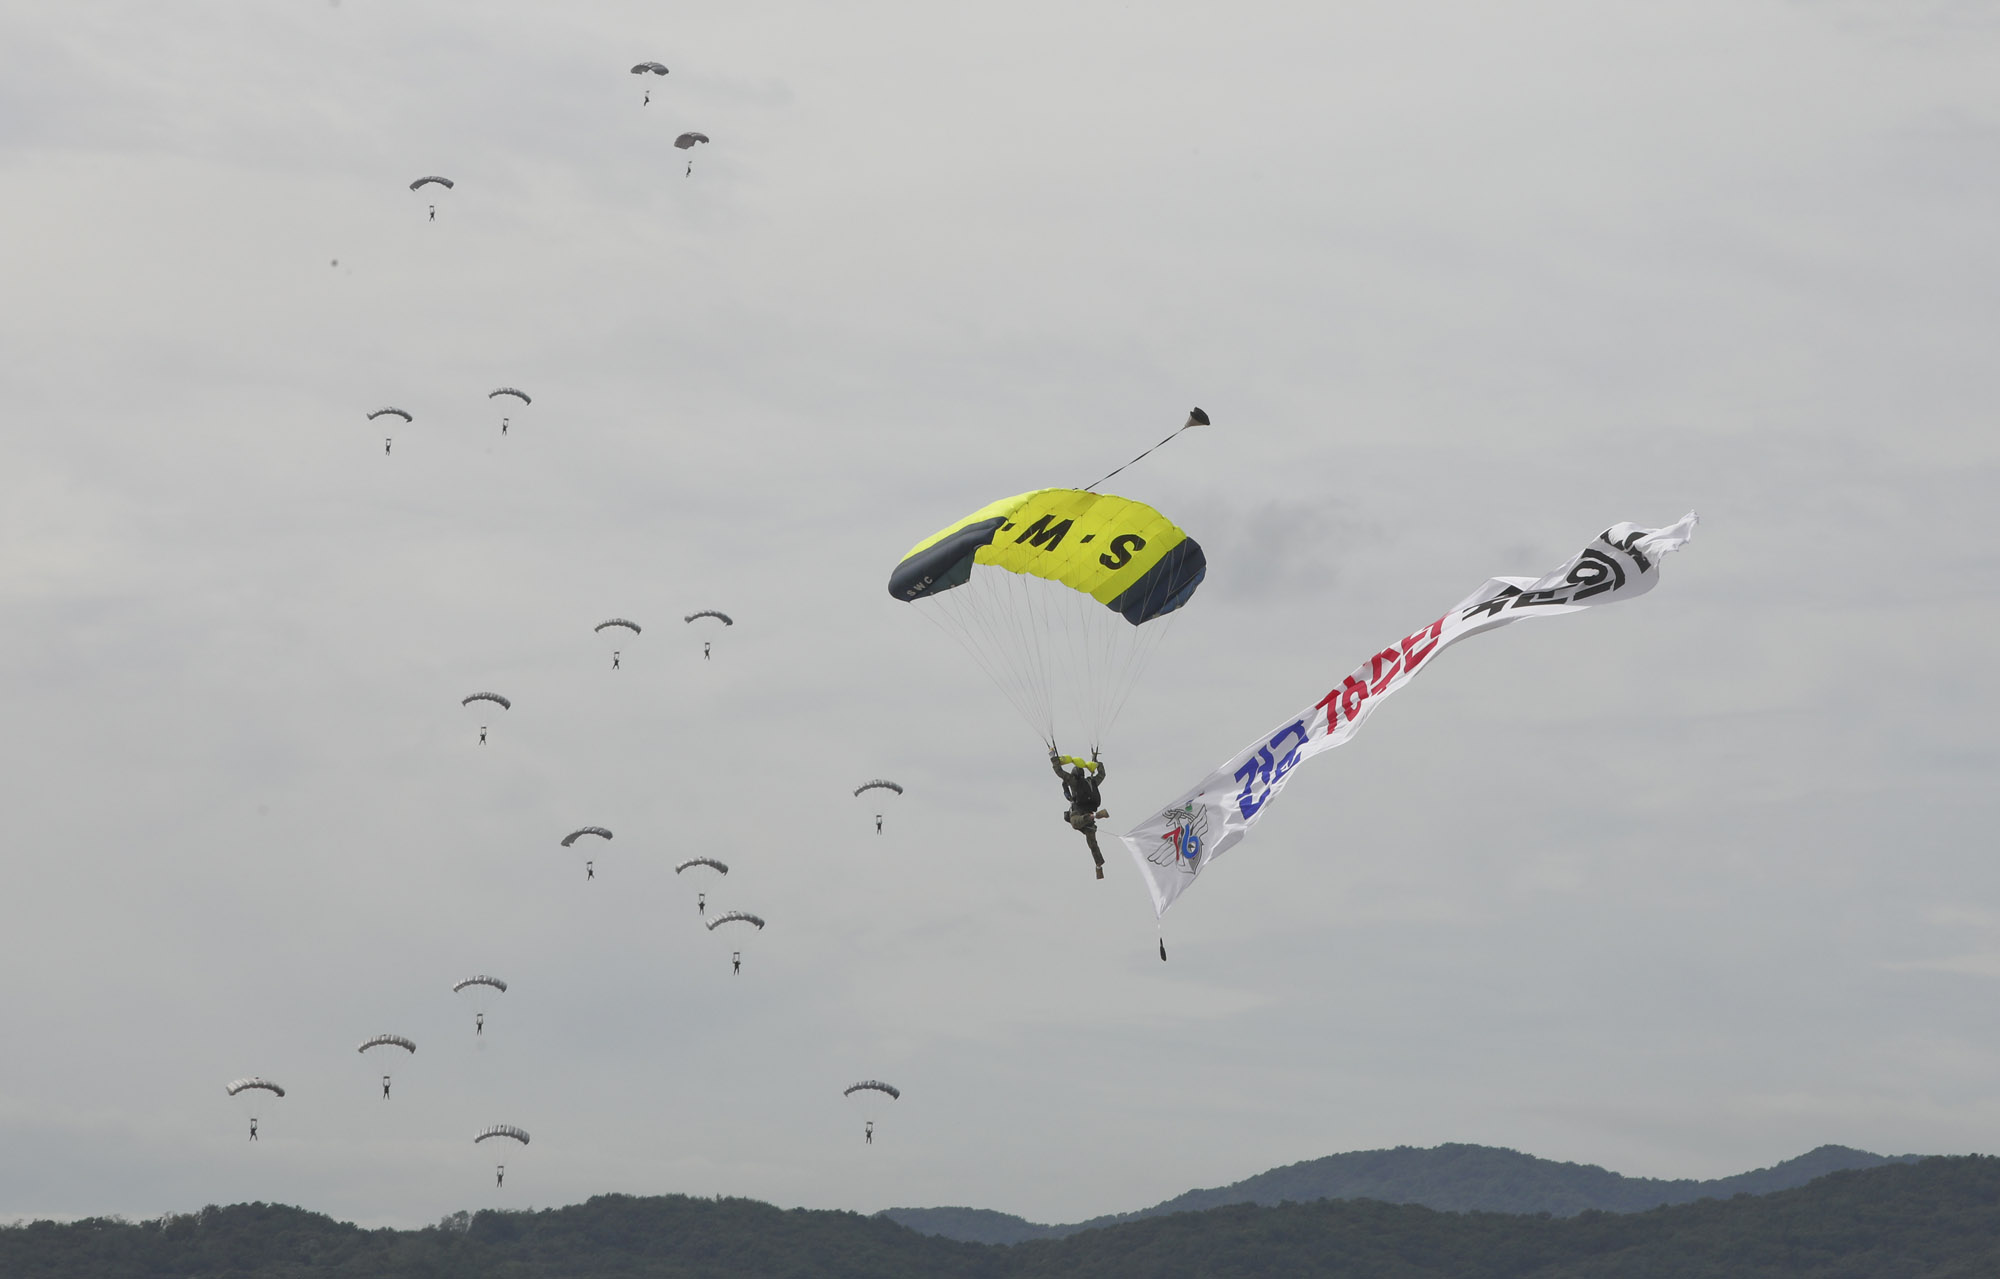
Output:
[{"xmin": 1118, "ymin": 514, "xmax": 1698, "ymax": 919}]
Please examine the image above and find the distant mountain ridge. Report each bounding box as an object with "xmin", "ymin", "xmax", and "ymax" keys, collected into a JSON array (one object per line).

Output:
[
  {"xmin": 3, "ymin": 1157, "xmax": 1993, "ymax": 1278},
  {"xmin": 879, "ymin": 1142, "xmax": 1924, "ymax": 1244}
]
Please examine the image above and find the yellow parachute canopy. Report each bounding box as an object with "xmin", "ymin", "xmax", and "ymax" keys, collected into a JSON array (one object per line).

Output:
[
  {"xmin": 890, "ymin": 489, "xmax": 1203, "ymax": 623},
  {"xmin": 890, "ymin": 489, "xmax": 1204, "ymax": 747}
]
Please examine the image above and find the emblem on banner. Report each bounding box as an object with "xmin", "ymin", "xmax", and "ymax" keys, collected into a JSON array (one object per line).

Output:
[{"xmin": 1149, "ymin": 802, "xmax": 1211, "ymax": 876}]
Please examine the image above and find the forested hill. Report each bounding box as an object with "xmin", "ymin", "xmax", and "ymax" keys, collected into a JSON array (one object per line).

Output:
[
  {"xmin": 882, "ymin": 1142, "xmax": 1921, "ymax": 1243},
  {"xmin": 4, "ymin": 1155, "xmax": 1996, "ymax": 1278}
]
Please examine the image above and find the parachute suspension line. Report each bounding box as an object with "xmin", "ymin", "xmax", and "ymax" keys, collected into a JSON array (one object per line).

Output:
[
  {"xmin": 1079, "ymin": 408, "xmax": 1209, "ymax": 493},
  {"xmin": 1048, "ymin": 580, "xmax": 1093, "ymax": 747},
  {"xmin": 967, "ymin": 568, "xmax": 1183, "ymax": 753},
  {"xmin": 993, "ymin": 571, "xmax": 1049, "ymax": 741},
  {"xmin": 922, "ymin": 587, "xmax": 1047, "ymax": 744},
  {"xmin": 1093, "ymin": 591, "xmax": 1125, "ymax": 748},
  {"xmin": 1103, "ymin": 611, "xmax": 1179, "ymax": 743},
  {"xmin": 929, "ymin": 568, "xmax": 1064, "ymax": 745},
  {"xmin": 1032, "ymin": 577, "xmax": 1065, "ymax": 741},
  {"xmin": 1008, "ymin": 570, "xmax": 1056, "ymax": 741},
  {"xmin": 1100, "ymin": 552, "xmax": 1187, "ymax": 741}
]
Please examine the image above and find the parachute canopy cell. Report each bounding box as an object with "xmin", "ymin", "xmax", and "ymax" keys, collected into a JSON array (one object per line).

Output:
[
  {"xmin": 594, "ymin": 618, "xmax": 641, "ymax": 635},
  {"xmin": 853, "ymin": 779, "xmax": 903, "ymax": 798},
  {"xmin": 452, "ymin": 975, "xmax": 507, "ymax": 994},
  {"xmin": 844, "ymin": 1080, "xmax": 901, "ymax": 1100},
  {"xmin": 706, "ymin": 911, "xmax": 764, "ymax": 931},
  {"xmin": 475, "ymin": 1125, "xmax": 530, "ymax": 1145},
  {"xmin": 462, "ymin": 692, "xmax": 511, "ymax": 710},
  {"xmin": 561, "ymin": 826, "xmax": 612, "ymax": 847},
  {"xmin": 630, "ymin": 61, "xmax": 669, "ymax": 75},
  {"xmin": 674, "ymin": 132, "xmax": 709, "ymax": 150},
  {"xmin": 488, "ymin": 387, "xmax": 532, "ymax": 405},
  {"xmin": 367, "ymin": 407, "xmax": 412, "ymax": 423},
  {"xmin": 409, "ymin": 176, "xmax": 454, "ymax": 191},
  {"xmin": 357, "ymin": 1034, "xmax": 416, "ymax": 1055},
  {"xmin": 684, "ymin": 610, "xmax": 732, "ymax": 625},
  {"xmin": 674, "ymin": 857, "xmax": 728, "ymax": 875},
  {"xmin": 226, "ymin": 1078, "xmax": 285, "ymax": 1098}
]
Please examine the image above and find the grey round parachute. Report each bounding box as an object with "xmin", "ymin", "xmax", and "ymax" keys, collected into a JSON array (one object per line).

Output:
[
  {"xmin": 594, "ymin": 619, "xmax": 641, "ymax": 635},
  {"xmin": 409, "ymin": 176, "xmax": 454, "ymax": 191},
  {"xmin": 853, "ymin": 779, "xmax": 903, "ymax": 798},
  {"xmin": 366, "ymin": 407, "xmax": 412, "ymax": 423},
  {"xmin": 674, "ymin": 132, "xmax": 709, "ymax": 150},
  {"xmin": 684, "ymin": 610, "xmax": 732, "ymax": 625},
  {"xmin": 674, "ymin": 857, "xmax": 728, "ymax": 876},
  {"xmin": 475, "ymin": 1125, "xmax": 530, "ymax": 1146},
  {"xmin": 706, "ymin": 911, "xmax": 764, "ymax": 931},
  {"xmin": 630, "ymin": 62, "xmax": 669, "ymax": 75},
  {"xmin": 488, "ymin": 387, "xmax": 531, "ymax": 405},
  {"xmin": 226, "ymin": 1077, "xmax": 285, "ymax": 1098},
  {"xmin": 462, "ymin": 692, "xmax": 511, "ymax": 710},
  {"xmin": 843, "ymin": 1080, "xmax": 901, "ymax": 1100},
  {"xmin": 357, "ymin": 1034, "xmax": 416, "ymax": 1055},
  {"xmin": 452, "ymin": 975, "xmax": 508, "ymax": 994},
  {"xmin": 561, "ymin": 826, "xmax": 612, "ymax": 847}
]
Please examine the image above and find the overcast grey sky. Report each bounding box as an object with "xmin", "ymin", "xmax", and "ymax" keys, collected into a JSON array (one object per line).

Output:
[{"xmin": 2, "ymin": 0, "xmax": 1998, "ymax": 1231}]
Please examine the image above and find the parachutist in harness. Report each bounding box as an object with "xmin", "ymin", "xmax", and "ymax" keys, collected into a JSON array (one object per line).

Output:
[
  {"xmin": 875, "ymin": 814, "xmax": 883, "ymax": 834},
  {"xmin": 1052, "ymin": 749, "xmax": 1108, "ymax": 878},
  {"xmin": 479, "ymin": 726, "xmax": 486, "ymax": 744},
  {"xmin": 586, "ymin": 860, "xmax": 595, "ymax": 880},
  {"xmin": 428, "ymin": 204, "xmax": 435, "ymax": 222},
  {"xmin": 697, "ymin": 892, "xmax": 705, "ymax": 916},
  {"xmin": 475, "ymin": 1013, "xmax": 484, "ymax": 1036},
  {"xmin": 382, "ymin": 1076, "xmax": 391, "ymax": 1100},
  {"xmin": 501, "ymin": 416, "xmax": 509, "ymax": 435},
  {"xmin": 612, "ymin": 651, "xmax": 620, "ymax": 670},
  {"xmin": 732, "ymin": 951, "xmax": 741, "ymax": 975},
  {"xmin": 865, "ymin": 1121, "xmax": 874, "ymax": 1145},
  {"xmin": 703, "ymin": 641, "xmax": 710, "ymax": 660},
  {"xmin": 249, "ymin": 1118, "xmax": 258, "ymax": 1142},
  {"xmin": 643, "ymin": 89, "xmax": 650, "ymax": 105},
  {"xmin": 385, "ymin": 437, "xmax": 392, "ymax": 455},
  {"xmin": 495, "ymin": 1165, "xmax": 504, "ymax": 1188}
]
